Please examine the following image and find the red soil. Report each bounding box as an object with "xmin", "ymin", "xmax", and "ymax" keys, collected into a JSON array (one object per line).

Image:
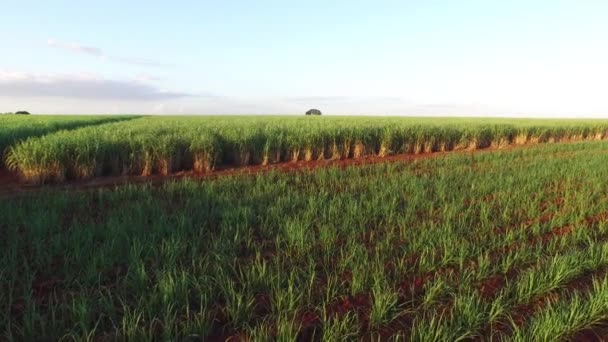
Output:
[
  {"xmin": 478, "ymin": 274, "xmax": 509, "ymax": 299},
  {"xmin": 0, "ymin": 168, "xmax": 17, "ymax": 185},
  {"xmin": 0, "ymin": 168, "xmax": 19, "ymax": 197},
  {"xmin": 31, "ymin": 275, "xmax": 63, "ymax": 301},
  {"xmin": 570, "ymin": 322, "xmax": 608, "ymax": 342}
]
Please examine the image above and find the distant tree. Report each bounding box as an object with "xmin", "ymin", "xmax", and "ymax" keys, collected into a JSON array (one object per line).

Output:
[
  {"xmin": 305, "ymin": 109, "xmax": 322, "ymax": 116},
  {"xmin": 15, "ymin": 111, "xmax": 30, "ymax": 115}
]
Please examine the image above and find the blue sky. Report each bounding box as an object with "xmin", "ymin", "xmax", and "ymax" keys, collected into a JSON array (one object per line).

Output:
[{"xmin": 1, "ymin": 0, "xmax": 608, "ymax": 116}]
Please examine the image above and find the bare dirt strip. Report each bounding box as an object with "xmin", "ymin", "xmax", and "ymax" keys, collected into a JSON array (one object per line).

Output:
[
  {"xmin": 0, "ymin": 142, "xmax": 581, "ymax": 200},
  {"xmin": 572, "ymin": 321, "xmax": 608, "ymax": 341}
]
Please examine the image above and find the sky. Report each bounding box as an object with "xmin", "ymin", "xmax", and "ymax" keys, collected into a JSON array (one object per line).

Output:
[{"xmin": 1, "ymin": 0, "xmax": 608, "ymax": 117}]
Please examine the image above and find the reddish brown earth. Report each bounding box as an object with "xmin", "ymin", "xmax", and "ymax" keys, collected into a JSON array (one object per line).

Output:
[
  {"xmin": 0, "ymin": 168, "xmax": 19, "ymax": 197},
  {"xmin": 571, "ymin": 322, "xmax": 608, "ymax": 341}
]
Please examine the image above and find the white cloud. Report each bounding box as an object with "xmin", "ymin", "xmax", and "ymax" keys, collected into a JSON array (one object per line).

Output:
[
  {"xmin": 153, "ymin": 103, "xmax": 166, "ymax": 114},
  {"xmin": 0, "ymin": 71, "xmax": 190, "ymax": 101},
  {"xmin": 114, "ymin": 57, "xmax": 173, "ymax": 68},
  {"xmin": 134, "ymin": 74, "xmax": 166, "ymax": 83},
  {"xmin": 47, "ymin": 39, "xmax": 103, "ymax": 56},
  {"xmin": 47, "ymin": 38, "xmax": 171, "ymax": 68}
]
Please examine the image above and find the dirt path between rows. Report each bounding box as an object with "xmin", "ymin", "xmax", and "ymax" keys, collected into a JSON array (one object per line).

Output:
[{"xmin": 0, "ymin": 142, "xmax": 579, "ymax": 200}]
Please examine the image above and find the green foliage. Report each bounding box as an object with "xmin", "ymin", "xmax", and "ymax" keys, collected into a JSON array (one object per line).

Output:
[
  {"xmin": 0, "ymin": 114, "xmax": 136, "ymax": 167},
  {"xmin": 6, "ymin": 115, "xmax": 608, "ymax": 183},
  {"xmin": 4, "ymin": 137, "xmax": 608, "ymax": 339}
]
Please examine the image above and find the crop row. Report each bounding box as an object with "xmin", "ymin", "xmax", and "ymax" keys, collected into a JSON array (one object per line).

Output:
[
  {"xmin": 6, "ymin": 116, "xmax": 608, "ymax": 183},
  {"xmin": 3, "ymin": 140, "xmax": 608, "ymax": 339},
  {"xmin": 0, "ymin": 114, "xmax": 136, "ymax": 166}
]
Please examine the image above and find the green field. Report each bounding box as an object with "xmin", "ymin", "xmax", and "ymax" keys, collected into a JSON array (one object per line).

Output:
[
  {"xmin": 2, "ymin": 116, "xmax": 608, "ymax": 340},
  {"xmin": 5, "ymin": 116, "xmax": 608, "ymax": 183},
  {"xmin": 0, "ymin": 115, "xmax": 137, "ymax": 167}
]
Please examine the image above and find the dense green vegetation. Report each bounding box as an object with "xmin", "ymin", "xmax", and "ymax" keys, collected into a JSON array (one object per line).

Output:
[
  {"xmin": 0, "ymin": 115, "xmax": 136, "ymax": 167},
  {"xmin": 2, "ymin": 140, "xmax": 608, "ymax": 340},
  {"xmin": 6, "ymin": 116, "xmax": 608, "ymax": 183}
]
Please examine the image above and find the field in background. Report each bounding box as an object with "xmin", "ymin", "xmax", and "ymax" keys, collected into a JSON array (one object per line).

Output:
[
  {"xmin": 0, "ymin": 115, "xmax": 137, "ymax": 167},
  {"xmin": 3, "ymin": 140, "xmax": 608, "ymax": 340},
  {"xmin": 5, "ymin": 116, "xmax": 608, "ymax": 183}
]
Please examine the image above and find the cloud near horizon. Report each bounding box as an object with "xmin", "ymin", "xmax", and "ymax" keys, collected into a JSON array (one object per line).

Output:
[
  {"xmin": 47, "ymin": 38, "xmax": 172, "ymax": 68},
  {"xmin": 47, "ymin": 39, "xmax": 103, "ymax": 57},
  {"xmin": 0, "ymin": 71, "xmax": 190, "ymax": 101},
  {"xmin": 286, "ymin": 96, "xmax": 405, "ymax": 105}
]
